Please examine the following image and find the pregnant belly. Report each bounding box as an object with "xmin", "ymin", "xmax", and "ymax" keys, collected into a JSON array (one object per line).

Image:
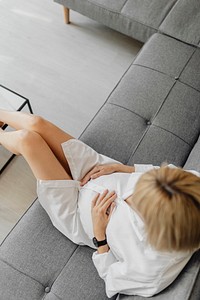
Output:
[{"xmin": 78, "ymin": 187, "xmax": 98, "ymax": 239}]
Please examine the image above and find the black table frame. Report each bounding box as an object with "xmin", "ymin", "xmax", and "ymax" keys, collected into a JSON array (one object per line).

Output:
[{"xmin": 0, "ymin": 84, "xmax": 33, "ymax": 175}]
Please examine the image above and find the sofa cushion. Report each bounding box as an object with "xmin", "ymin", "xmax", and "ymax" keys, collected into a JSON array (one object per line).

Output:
[
  {"xmin": 121, "ymin": 0, "xmax": 177, "ymax": 29},
  {"xmin": 81, "ymin": 33, "xmax": 200, "ymax": 167},
  {"xmin": 133, "ymin": 33, "xmax": 195, "ymax": 77},
  {"xmin": 0, "ymin": 260, "xmax": 45, "ymax": 300},
  {"xmin": 0, "ymin": 200, "xmax": 77, "ymax": 284},
  {"xmin": 159, "ymin": 0, "xmax": 200, "ymax": 47},
  {"xmin": 180, "ymin": 48, "xmax": 200, "ymax": 92},
  {"xmin": 45, "ymin": 246, "xmax": 115, "ymax": 300},
  {"xmin": 55, "ymin": 0, "xmax": 178, "ymax": 42},
  {"xmin": 0, "ymin": 200, "xmax": 111, "ymax": 300}
]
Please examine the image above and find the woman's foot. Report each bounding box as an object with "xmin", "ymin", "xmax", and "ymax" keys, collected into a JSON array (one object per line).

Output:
[{"xmin": 0, "ymin": 121, "xmax": 4, "ymax": 127}]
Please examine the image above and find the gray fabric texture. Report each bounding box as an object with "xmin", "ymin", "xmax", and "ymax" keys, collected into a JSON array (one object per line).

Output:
[
  {"xmin": 152, "ymin": 82, "xmax": 200, "ymax": 145},
  {"xmin": 127, "ymin": 126, "xmax": 191, "ymax": 167},
  {"xmin": 108, "ymin": 65, "xmax": 175, "ymax": 119},
  {"xmin": 180, "ymin": 48, "xmax": 200, "ymax": 92},
  {"xmin": 184, "ymin": 134, "xmax": 200, "ymax": 172},
  {"xmin": 81, "ymin": 103, "xmax": 148, "ymax": 164},
  {"xmin": 88, "ymin": 0, "xmax": 127, "ymax": 12},
  {"xmin": 54, "ymin": 0, "xmax": 159, "ymax": 42},
  {"xmin": 121, "ymin": 0, "xmax": 177, "ymax": 28},
  {"xmin": 160, "ymin": 0, "xmax": 200, "ymax": 46},
  {"xmin": 47, "ymin": 246, "xmax": 113, "ymax": 300},
  {"xmin": 134, "ymin": 33, "xmax": 195, "ymax": 77},
  {"xmin": 0, "ymin": 260, "xmax": 44, "ymax": 300},
  {"xmin": 0, "ymin": 200, "xmax": 77, "ymax": 285}
]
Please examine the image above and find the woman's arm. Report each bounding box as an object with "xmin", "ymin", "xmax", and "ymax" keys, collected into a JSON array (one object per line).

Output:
[{"xmin": 80, "ymin": 163, "xmax": 135, "ymax": 186}]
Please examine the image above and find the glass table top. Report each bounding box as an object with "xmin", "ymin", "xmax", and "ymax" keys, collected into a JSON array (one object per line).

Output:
[{"xmin": 0, "ymin": 85, "xmax": 28, "ymax": 111}]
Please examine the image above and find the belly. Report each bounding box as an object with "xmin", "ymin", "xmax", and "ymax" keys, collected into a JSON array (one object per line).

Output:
[
  {"xmin": 78, "ymin": 187, "xmax": 98, "ymax": 239},
  {"xmin": 77, "ymin": 172, "xmax": 132, "ymax": 239}
]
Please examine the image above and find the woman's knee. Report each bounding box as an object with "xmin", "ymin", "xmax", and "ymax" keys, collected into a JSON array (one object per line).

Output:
[
  {"xmin": 18, "ymin": 129, "xmax": 44, "ymax": 154},
  {"xmin": 28, "ymin": 115, "xmax": 46, "ymax": 132}
]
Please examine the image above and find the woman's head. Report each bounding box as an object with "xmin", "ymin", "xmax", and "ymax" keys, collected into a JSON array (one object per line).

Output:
[{"xmin": 133, "ymin": 166, "xmax": 200, "ymax": 252}]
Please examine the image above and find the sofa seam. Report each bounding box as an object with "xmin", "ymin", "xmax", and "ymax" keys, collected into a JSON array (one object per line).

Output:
[
  {"xmin": 125, "ymin": 80, "xmax": 175, "ymax": 164},
  {"xmin": 180, "ymin": 79, "xmax": 200, "ymax": 93},
  {"xmin": 149, "ymin": 81, "xmax": 176, "ymax": 123},
  {"xmin": 106, "ymin": 103, "xmax": 192, "ymax": 147},
  {"xmin": 133, "ymin": 63, "xmax": 178, "ymax": 82},
  {"xmin": 107, "ymin": 102, "xmax": 146, "ymax": 121},
  {"xmin": 178, "ymin": 47, "xmax": 197, "ymax": 78},
  {"xmin": 133, "ymin": 63, "xmax": 200, "ymax": 93},
  {"xmin": 46, "ymin": 245, "xmax": 80, "ymax": 287},
  {"xmin": 127, "ymin": 124, "xmax": 191, "ymax": 165},
  {"xmin": 107, "ymin": 103, "xmax": 192, "ymax": 145},
  {"xmin": 0, "ymin": 257, "xmax": 45, "ymax": 288},
  {"xmin": 119, "ymin": 0, "xmax": 129, "ymax": 13},
  {"xmin": 157, "ymin": 0, "xmax": 179, "ymax": 28},
  {"xmin": 0, "ymin": 243, "xmax": 80, "ymax": 293},
  {"xmin": 126, "ymin": 126, "xmax": 149, "ymax": 165},
  {"xmin": 158, "ymin": 31, "xmax": 199, "ymax": 48},
  {"xmin": 43, "ymin": 290, "xmax": 62, "ymax": 300},
  {"xmin": 159, "ymin": 0, "xmax": 179, "ymax": 28},
  {"xmin": 68, "ymin": 0, "xmax": 159, "ymax": 31},
  {"xmin": 151, "ymin": 124, "xmax": 191, "ymax": 146},
  {"xmin": 108, "ymin": 102, "xmax": 192, "ymax": 163}
]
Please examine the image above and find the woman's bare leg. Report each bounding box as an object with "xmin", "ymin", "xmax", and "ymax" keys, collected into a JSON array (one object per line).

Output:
[
  {"xmin": 0, "ymin": 109, "xmax": 74, "ymax": 175},
  {"xmin": 0, "ymin": 128, "xmax": 72, "ymax": 180}
]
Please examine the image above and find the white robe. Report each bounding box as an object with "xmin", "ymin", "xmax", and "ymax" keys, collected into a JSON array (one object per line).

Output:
[{"xmin": 37, "ymin": 139, "xmax": 198, "ymax": 298}]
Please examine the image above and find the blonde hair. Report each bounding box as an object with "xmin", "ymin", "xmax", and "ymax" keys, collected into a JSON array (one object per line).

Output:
[{"xmin": 133, "ymin": 166, "xmax": 200, "ymax": 252}]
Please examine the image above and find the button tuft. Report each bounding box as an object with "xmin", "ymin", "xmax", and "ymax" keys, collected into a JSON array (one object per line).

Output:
[
  {"xmin": 175, "ymin": 76, "xmax": 179, "ymax": 80},
  {"xmin": 146, "ymin": 121, "xmax": 151, "ymax": 125},
  {"xmin": 45, "ymin": 287, "xmax": 51, "ymax": 293}
]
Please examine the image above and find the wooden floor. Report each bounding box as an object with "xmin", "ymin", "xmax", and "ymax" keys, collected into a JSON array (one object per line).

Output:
[{"xmin": 0, "ymin": 0, "xmax": 142, "ymax": 243}]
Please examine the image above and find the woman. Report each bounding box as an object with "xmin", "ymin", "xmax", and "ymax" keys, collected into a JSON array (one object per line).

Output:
[{"xmin": 0, "ymin": 110, "xmax": 200, "ymax": 298}]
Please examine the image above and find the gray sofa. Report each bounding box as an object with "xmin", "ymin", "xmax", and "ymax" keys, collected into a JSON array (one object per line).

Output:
[{"xmin": 0, "ymin": 0, "xmax": 200, "ymax": 299}]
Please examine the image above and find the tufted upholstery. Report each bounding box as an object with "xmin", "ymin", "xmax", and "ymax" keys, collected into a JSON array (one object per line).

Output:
[
  {"xmin": 1, "ymin": 0, "xmax": 200, "ymax": 299},
  {"xmin": 0, "ymin": 201, "xmax": 111, "ymax": 300},
  {"xmin": 81, "ymin": 33, "xmax": 200, "ymax": 169}
]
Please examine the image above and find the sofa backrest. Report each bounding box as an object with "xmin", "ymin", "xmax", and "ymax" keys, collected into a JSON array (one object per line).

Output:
[
  {"xmin": 55, "ymin": 0, "xmax": 179, "ymax": 42},
  {"xmin": 159, "ymin": 0, "xmax": 200, "ymax": 47}
]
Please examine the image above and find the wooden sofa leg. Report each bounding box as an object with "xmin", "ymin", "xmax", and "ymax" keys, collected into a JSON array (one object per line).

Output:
[{"xmin": 63, "ymin": 6, "xmax": 70, "ymax": 24}]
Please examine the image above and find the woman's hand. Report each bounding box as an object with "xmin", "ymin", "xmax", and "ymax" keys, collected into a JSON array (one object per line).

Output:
[
  {"xmin": 80, "ymin": 164, "xmax": 120, "ymax": 186},
  {"xmin": 91, "ymin": 190, "xmax": 117, "ymax": 241},
  {"xmin": 80, "ymin": 163, "xmax": 135, "ymax": 186},
  {"xmin": 80, "ymin": 164, "xmax": 118, "ymax": 186}
]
